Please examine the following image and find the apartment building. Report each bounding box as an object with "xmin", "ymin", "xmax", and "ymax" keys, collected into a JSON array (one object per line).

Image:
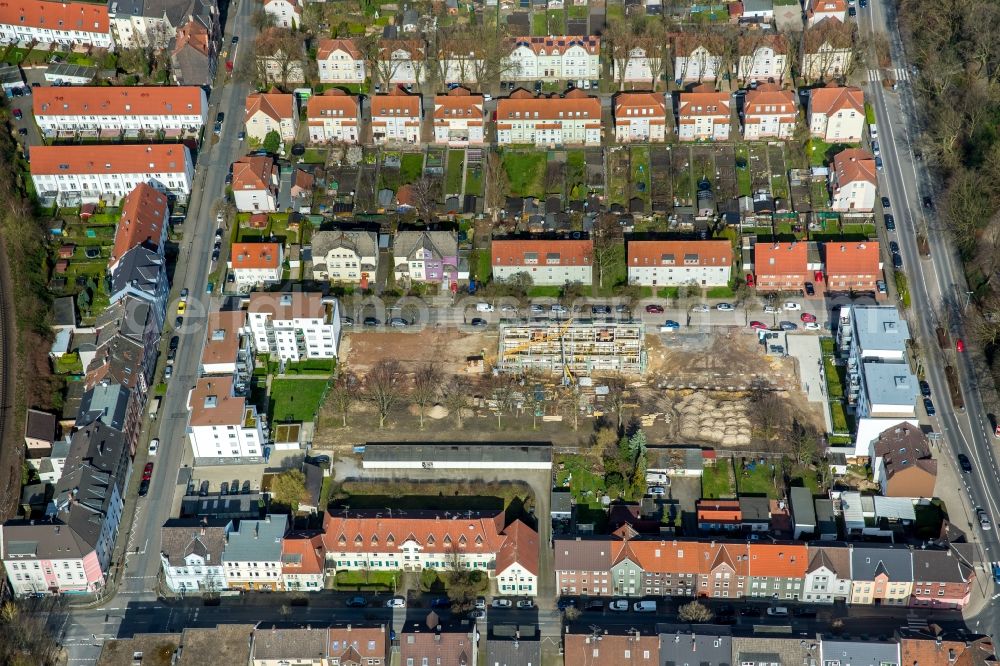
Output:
[
  {"xmin": 222, "ymin": 515, "xmax": 288, "ymax": 591},
  {"xmin": 250, "ymin": 626, "xmax": 389, "ymax": 666},
  {"xmin": 199, "ymin": 309, "xmax": 252, "ymax": 384},
  {"xmin": 803, "ymin": 545, "xmax": 852, "ymax": 603},
  {"xmin": 280, "ymin": 533, "xmax": 325, "ymax": 592},
  {"xmin": 316, "ymin": 38, "xmax": 365, "ymax": 83},
  {"xmin": 0, "ymin": 0, "xmax": 113, "ymax": 48},
  {"xmin": 227, "ymin": 242, "xmax": 283, "ymax": 291},
  {"xmin": 508, "ymin": 35, "xmax": 601, "ymax": 82},
  {"xmin": 802, "ymin": 18, "xmax": 855, "ymax": 83},
  {"xmin": 910, "ymin": 548, "xmax": 974, "ymax": 610},
  {"xmin": 186, "ymin": 376, "xmax": 265, "ymax": 460},
  {"xmin": 737, "ymin": 34, "xmax": 789, "ymax": 84},
  {"xmin": 564, "ymin": 630, "xmax": 660, "ymax": 665},
  {"xmin": 108, "ymin": 246, "xmax": 169, "ymax": 331},
  {"xmin": 872, "ymin": 423, "xmax": 936, "ymax": 498},
  {"xmin": 615, "ymin": 45, "xmax": 656, "ymax": 84},
  {"xmin": 627, "ymin": 239, "xmax": 732, "ymax": 287},
  {"xmin": 831, "ymin": 148, "xmax": 878, "ymax": 212},
  {"xmin": 392, "ymin": 230, "xmax": 458, "ymax": 285},
  {"xmin": 432, "ymin": 87, "xmax": 484, "ymax": 146},
  {"xmin": 306, "ymin": 89, "xmax": 360, "ymax": 144},
  {"xmin": 244, "ymin": 91, "xmax": 298, "ymax": 143},
  {"xmin": 809, "ymin": 86, "xmax": 865, "ymax": 143},
  {"xmin": 109, "ymin": 182, "xmax": 168, "ymax": 271},
  {"xmin": 677, "ymin": 90, "xmax": 731, "ymax": 141},
  {"xmin": 246, "ymin": 291, "xmax": 340, "ymax": 362},
  {"xmin": 672, "ymin": 34, "xmax": 724, "ymax": 83},
  {"xmin": 495, "ymin": 519, "xmax": 539, "ymax": 596},
  {"xmin": 824, "ymin": 241, "xmax": 881, "ymax": 291},
  {"xmin": 262, "ymin": 0, "xmax": 299, "ymax": 28},
  {"xmin": 30, "ymin": 144, "xmax": 194, "ymax": 205},
  {"xmin": 231, "ymin": 155, "xmax": 279, "ymax": 213},
  {"xmin": 310, "ymin": 230, "xmax": 378, "ymax": 284},
  {"xmin": 849, "ymin": 544, "xmax": 913, "ymax": 605},
  {"xmin": 753, "ymin": 241, "xmax": 817, "ymax": 291},
  {"xmin": 159, "ymin": 518, "xmax": 232, "ymax": 593},
  {"xmin": 742, "ymin": 84, "xmax": 797, "ymax": 140},
  {"xmin": 614, "ymin": 92, "xmax": 667, "ymax": 143},
  {"xmin": 807, "ymin": 0, "xmax": 847, "ymax": 26},
  {"xmin": 491, "ymin": 236, "xmax": 593, "ymax": 285},
  {"xmin": 33, "ymin": 86, "xmax": 207, "ymax": 137},
  {"xmin": 377, "ymin": 38, "xmax": 425, "ymax": 84},
  {"xmin": 496, "ymin": 89, "xmax": 601, "ymax": 147},
  {"xmin": 370, "ymin": 87, "xmax": 422, "ymax": 144}
]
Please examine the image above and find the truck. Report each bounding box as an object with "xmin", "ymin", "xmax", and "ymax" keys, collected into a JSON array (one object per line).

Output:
[{"xmin": 148, "ymin": 396, "xmax": 162, "ymax": 419}]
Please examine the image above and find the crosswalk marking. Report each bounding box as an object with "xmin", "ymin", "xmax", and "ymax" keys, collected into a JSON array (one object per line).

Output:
[{"xmin": 868, "ymin": 68, "xmax": 910, "ymax": 82}]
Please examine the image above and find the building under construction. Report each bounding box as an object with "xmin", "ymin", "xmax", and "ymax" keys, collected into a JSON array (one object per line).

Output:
[{"xmin": 497, "ymin": 320, "xmax": 647, "ymax": 377}]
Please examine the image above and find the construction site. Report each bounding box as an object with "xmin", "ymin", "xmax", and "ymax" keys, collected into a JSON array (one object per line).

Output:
[{"xmin": 496, "ymin": 320, "xmax": 647, "ymax": 377}]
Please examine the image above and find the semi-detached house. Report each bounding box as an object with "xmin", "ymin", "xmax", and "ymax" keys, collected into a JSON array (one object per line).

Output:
[
  {"xmin": 159, "ymin": 518, "xmax": 232, "ymax": 593},
  {"xmin": 508, "ymin": 35, "xmax": 600, "ymax": 82},
  {"xmin": 671, "ymin": 33, "xmax": 724, "ymax": 83},
  {"xmin": 316, "ymin": 38, "xmax": 365, "ymax": 84},
  {"xmin": 310, "ymin": 229, "xmax": 378, "ymax": 284},
  {"xmin": 33, "ymin": 86, "xmax": 207, "ymax": 137},
  {"xmin": 627, "ymin": 239, "xmax": 732, "ymax": 287},
  {"xmin": 306, "ymin": 89, "xmax": 360, "ymax": 144},
  {"xmin": 492, "ymin": 236, "xmax": 593, "ymax": 286},
  {"xmin": 809, "ymin": 86, "xmax": 865, "ymax": 143},
  {"xmin": 244, "ymin": 91, "xmax": 298, "ymax": 144},
  {"xmin": 370, "ymin": 87, "xmax": 422, "ymax": 145},
  {"xmin": 823, "ymin": 240, "xmax": 881, "ymax": 291},
  {"xmin": 30, "ymin": 144, "xmax": 194, "ymax": 205},
  {"xmin": 737, "ymin": 34, "xmax": 789, "ymax": 84},
  {"xmin": 614, "ymin": 92, "xmax": 667, "ymax": 143},
  {"xmin": 753, "ymin": 241, "xmax": 819, "ymax": 292},
  {"xmin": 677, "ymin": 90, "xmax": 731, "ymax": 142},
  {"xmin": 0, "ymin": 0, "xmax": 112, "ymax": 48},
  {"xmin": 433, "ymin": 86, "xmax": 484, "ymax": 146},
  {"xmin": 496, "ymin": 89, "xmax": 601, "ymax": 147}
]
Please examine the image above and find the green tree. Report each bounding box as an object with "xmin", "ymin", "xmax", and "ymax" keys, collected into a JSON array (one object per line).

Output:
[
  {"xmin": 272, "ymin": 469, "xmax": 307, "ymax": 510},
  {"xmin": 262, "ymin": 130, "xmax": 282, "ymax": 154}
]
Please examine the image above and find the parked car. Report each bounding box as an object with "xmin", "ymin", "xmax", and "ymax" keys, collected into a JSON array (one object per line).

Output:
[
  {"xmin": 169, "ymin": 335, "xmax": 179, "ymax": 350},
  {"xmin": 804, "ymin": 322, "xmax": 821, "ymax": 331},
  {"xmin": 782, "ymin": 302, "xmax": 801, "ymax": 311},
  {"xmin": 881, "ymin": 196, "xmax": 891, "ymax": 208},
  {"xmin": 766, "ymin": 606, "xmax": 789, "ymax": 617},
  {"xmin": 779, "ymin": 321, "xmax": 798, "ymax": 331},
  {"xmin": 649, "ymin": 486, "xmax": 666, "ymax": 496},
  {"xmin": 475, "ymin": 597, "xmax": 486, "ymax": 610},
  {"xmin": 890, "ymin": 241, "xmax": 900, "ymax": 253},
  {"xmin": 386, "ymin": 597, "xmax": 406, "ymax": 608},
  {"xmin": 138, "ymin": 479, "xmax": 150, "ymax": 496},
  {"xmin": 175, "ymin": 316, "xmax": 183, "ymax": 328},
  {"xmin": 876, "ymin": 280, "xmax": 887, "ymax": 294},
  {"xmin": 516, "ymin": 599, "xmax": 535, "ymax": 609},
  {"xmin": 609, "ymin": 599, "xmax": 629, "ymax": 611},
  {"xmin": 800, "ymin": 313, "xmax": 817, "ymax": 323},
  {"xmin": 764, "ymin": 305, "xmax": 779, "ymax": 314},
  {"xmin": 591, "ymin": 305, "xmax": 611, "ymax": 315},
  {"xmin": 875, "ymin": 155, "xmax": 883, "ymax": 169},
  {"xmin": 142, "ymin": 462, "xmax": 154, "ymax": 481},
  {"xmin": 957, "ymin": 338, "xmax": 966, "ymax": 352},
  {"xmin": 148, "ymin": 439, "xmax": 159, "ymax": 456},
  {"xmin": 958, "ymin": 453, "xmax": 973, "ymax": 472},
  {"xmin": 749, "ymin": 321, "xmax": 768, "ymax": 330},
  {"xmin": 892, "ymin": 253, "xmax": 903, "ymax": 269},
  {"xmin": 551, "ymin": 304, "xmax": 567, "ymax": 313},
  {"xmin": 491, "ymin": 599, "xmax": 513, "ymax": 609},
  {"xmin": 164, "ymin": 365, "xmax": 173, "ymax": 379},
  {"xmin": 346, "ymin": 596, "xmax": 366, "ymax": 608},
  {"xmin": 660, "ymin": 320, "xmax": 680, "ymax": 332},
  {"xmin": 17, "ymin": 127, "xmax": 26, "ymax": 136},
  {"xmin": 923, "ymin": 397, "xmax": 936, "ymax": 416},
  {"xmin": 342, "ymin": 317, "xmax": 354, "ymax": 327},
  {"xmin": 470, "ymin": 318, "xmax": 488, "ymax": 328},
  {"xmin": 633, "ymin": 601, "xmax": 657, "ymax": 612},
  {"xmin": 920, "ymin": 380, "xmax": 931, "ymax": 397},
  {"xmin": 470, "ymin": 610, "xmax": 486, "ymax": 619},
  {"xmin": 389, "ymin": 317, "xmax": 409, "ymax": 328},
  {"xmin": 206, "ymin": 281, "xmax": 214, "ymax": 294},
  {"xmin": 716, "ymin": 302, "xmax": 734, "ymax": 311},
  {"xmin": 923, "ymin": 195, "xmax": 934, "ymax": 209},
  {"xmin": 475, "ymin": 302, "xmax": 494, "ymax": 312},
  {"xmin": 363, "ymin": 317, "xmax": 380, "ymax": 327},
  {"xmin": 529, "ymin": 304, "xmax": 544, "ymax": 314},
  {"xmin": 979, "ymin": 509, "xmax": 992, "ymax": 531},
  {"xmin": 804, "ymin": 283, "xmax": 815, "ymax": 296},
  {"xmin": 12, "ymin": 108, "xmax": 21, "ymax": 120},
  {"xmin": 645, "ymin": 304, "xmax": 665, "ymax": 314},
  {"xmin": 885, "ymin": 214, "xmax": 895, "ymax": 230},
  {"xmin": 691, "ymin": 304, "xmax": 710, "ymax": 312}
]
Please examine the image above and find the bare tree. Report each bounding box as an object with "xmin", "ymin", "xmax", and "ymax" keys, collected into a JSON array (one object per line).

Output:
[
  {"xmin": 411, "ymin": 363, "xmax": 442, "ymax": 429},
  {"xmin": 678, "ymin": 600, "xmax": 714, "ymax": 623},
  {"xmin": 364, "ymin": 359, "xmax": 407, "ymax": 428},
  {"xmin": 607, "ymin": 18, "xmax": 644, "ymax": 91},
  {"xmin": 440, "ymin": 377, "xmax": 471, "ymax": 428},
  {"xmin": 520, "ymin": 371, "xmax": 544, "ymax": 430},
  {"xmin": 491, "ymin": 373, "xmax": 518, "ymax": 430},
  {"xmin": 604, "ymin": 374, "xmax": 629, "ymax": 433},
  {"xmin": 328, "ymin": 370, "xmax": 360, "ymax": 427},
  {"xmin": 410, "ymin": 177, "xmax": 440, "ymax": 220},
  {"xmin": 485, "ymin": 150, "xmax": 509, "ymax": 212},
  {"xmin": 559, "ymin": 383, "xmax": 582, "ymax": 431},
  {"xmin": 592, "ymin": 213, "xmax": 623, "ymax": 290}
]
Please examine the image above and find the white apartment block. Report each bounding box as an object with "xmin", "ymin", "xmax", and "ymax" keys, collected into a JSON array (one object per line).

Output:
[
  {"xmin": 246, "ymin": 292, "xmax": 341, "ymax": 362},
  {"xmin": 627, "ymin": 240, "xmax": 733, "ymax": 288},
  {"xmin": 508, "ymin": 35, "xmax": 601, "ymax": 82},
  {"xmin": 436, "ymin": 52, "xmax": 484, "ymax": 86},
  {"xmin": 737, "ymin": 41, "xmax": 789, "ymax": 84},
  {"xmin": 615, "ymin": 46, "xmax": 655, "ymax": 84},
  {"xmin": 31, "ymin": 144, "xmax": 194, "ymax": 205},
  {"xmin": 0, "ymin": 0, "xmax": 113, "ymax": 48},
  {"xmin": 830, "ymin": 148, "xmax": 877, "ymax": 212},
  {"xmin": 809, "ymin": 86, "xmax": 865, "ymax": 143},
  {"xmin": 673, "ymin": 44, "xmax": 723, "ymax": 83},
  {"xmin": 433, "ymin": 88, "xmax": 484, "ymax": 146},
  {"xmin": 222, "ymin": 516, "xmax": 288, "ymax": 592},
  {"xmin": 742, "ymin": 85, "xmax": 797, "ymax": 140},
  {"xmin": 491, "ymin": 237, "xmax": 593, "ymax": 286},
  {"xmin": 33, "ymin": 86, "xmax": 207, "ymax": 137},
  {"xmin": 228, "ymin": 242, "xmax": 283, "ymax": 292},
  {"xmin": 186, "ymin": 376, "xmax": 265, "ymax": 460},
  {"xmin": 677, "ymin": 91, "xmax": 732, "ymax": 142},
  {"xmin": 614, "ymin": 93, "xmax": 667, "ymax": 143},
  {"xmin": 378, "ymin": 41, "xmax": 424, "ymax": 85},
  {"xmin": 496, "ymin": 89, "xmax": 601, "ymax": 147},
  {"xmin": 316, "ymin": 38, "xmax": 365, "ymax": 84},
  {"xmin": 159, "ymin": 519, "xmax": 232, "ymax": 594},
  {"xmin": 307, "ymin": 90, "xmax": 360, "ymax": 144},
  {"xmin": 263, "ymin": 0, "xmax": 299, "ymax": 29},
  {"xmin": 370, "ymin": 89, "xmax": 422, "ymax": 145}
]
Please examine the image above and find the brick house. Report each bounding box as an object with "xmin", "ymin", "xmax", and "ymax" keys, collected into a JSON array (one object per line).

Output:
[
  {"xmin": 753, "ymin": 242, "xmax": 817, "ymax": 291},
  {"xmin": 871, "ymin": 422, "xmax": 936, "ymax": 498}
]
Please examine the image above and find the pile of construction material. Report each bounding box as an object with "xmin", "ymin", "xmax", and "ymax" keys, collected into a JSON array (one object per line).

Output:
[{"xmin": 675, "ymin": 393, "xmax": 752, "ymax": 446}]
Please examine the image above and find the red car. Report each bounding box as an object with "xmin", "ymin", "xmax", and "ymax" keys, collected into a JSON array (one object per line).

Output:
[
  {"xmin": 143, "ymin": 462, "xmax": 154, "ymax": 481},
  {"xmin": 749, "ymin": 321, "xmax": 768, "ymax": 330},
  {"xmin": 13, "ymin": 108, "xmax": 21, "ymax": 120},
  {"xmin": 800, "ymin": 312, "xmax": 817, "ymax": 323},
  {"xmin": 957, "ymin": 339, "xmax": 966, "ymax": 352},
  {"xmin": 645, "ymin": 304, "xmax": 665, "ymax": 314}
]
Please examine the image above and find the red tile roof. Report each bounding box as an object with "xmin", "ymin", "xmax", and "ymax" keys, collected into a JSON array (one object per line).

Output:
[
  {"xmin": 744, "ymin": 84, "xmax": 797, "ymax": 116},
  {"xmin": 824, "ymin": 241, "xmax": 880, "ymax": 277},
  {"xmin": 34, "ymin": 86, "xmax": 204, "ymax": 118},
  {"xmin": 230, "ymin": 242, "xmax": 281, "ymax": 270},
  {"xmin": 492, "ymin": 238, "xmax": 593, "ymax": 268},
  {"xmin": 755, "ymin": 242, "xmax": 808, "ymax": 276},
  {"xmin": 614, "ymin": 92, "xmax": 668, "ymax": 117},
  {"xmin": 697, "ymin": 499, "xmax": 742, "ymax": 523},
  {"xmin": 622, "ymin": 540, "xmax": 704, "ymax": 575},
  {"xmin": 307, "ymin": 89, "xmax": 359, "ymax": 121},
  {"xmin": 231, "ymin": 155, "xmax": 276, "ymax": 191},
  {"xmin": 495, "ymin": 519, "xmax": 539, "ymax": 576},
  {"xmin": 833, "ymin": 148, "xmax": 877, "ymax": 185},
  {"xmin": 747, "ymin": 543, "xmax": 808, "ymax": 577},
  {"xmin": 322, "ymin": 510, "xmax": 508, "ymax": 555},
  {"xmin": 497, "ymin": 90, "xmax": 601, "ymax": 124},
  {"xmin": 510, "ymin": 35, "xmax": 600, "ymax": 55},
  {"xmin": 281, "ymin": 533, "xmax": 325, "ymax": 575},
  {"xmin": 433, "ymin": 87, "xmax": 484, "ymax": 120},
  {"xmin": 371, "ymin": 88, "xmax": 421, "ymax": 117},
  {"xmin": 810, "ymin": 85, "xmax": 864, "ymax": 116},
  {"xmin": 628, "ymin": 240, "xmax": 732, "ymax": 268},
  {"xmin": 564, "ymin": 632, "xmax": 660, "ymax": 665},
  {"xmin": 0, "ymin": 0, "xmax": 109, "ymax": 34},
  {"xmin": 111, "ymin": 183, "xmax": 167, "ymax": 264},
  {"xmin": 316, "ymin": 37, "xmax": 362, "ymax": 60},
  {"xmin": 30, "ymin": 144, "xmax": 190, "ymax": 175},
  {"xmin": 678, "ymin": 91, "xmax": 731, "ymax": 119},
  {"xmin": 244, "ymin": 91, "xmax": 295, "ymax": 124}
]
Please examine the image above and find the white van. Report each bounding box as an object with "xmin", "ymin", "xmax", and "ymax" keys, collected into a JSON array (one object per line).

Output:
[
  {"xmin": 475, "ymin": 302, "xmax": 494, "ymax": 312},
  {"xmin": 645, "ymin": 472, "xmax": 667, "ymax": 484},
  {"xmin": 633, "ymin": 601, "xmax": 657, "ymax": 612},
  {"xmin": 869, "ymin": 123, "xmax": 878, "ymax": 139}
]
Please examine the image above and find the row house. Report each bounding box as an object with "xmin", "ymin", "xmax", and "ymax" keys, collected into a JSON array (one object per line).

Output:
[
  {"xmin": 393, "ymin": 230, "xmax": 459, "ymax": 286},
  {"xmin": 316, "ymin": 38, "xmax": 365, "ymax": 84},
  {"xmin": 108, "ymin": 245, "xmax": 169, "ymax": 333},
  {"xmin": 227, "ymin": 242, "xmax": 283, "ymax": 291},
  {"xmin": 170, "ymin": 15, "xmax": 217, "ymax": 88},
  {"xmin": 802, "ymin": 18, "xmax": 855, "ymax": 83},
  {"xmin": 306, "ymin": 89, "xmax": 360, "ymax": 144},
  {"xmin": 0, "ymin": 0, "xmax": 113, "ymax": 48},
  {"xmin": 231, "ymin": 155, "xmax": 279, "ymax": 213},
  {"xmin": 824, "ymin": 241, "xmax": 881, "ymax": 291},
  {"xmin": 752, "ymin": 241, "xmax": 819, "ymax": 292},
  {"xmin": 736, "ymin": 34, "xmax": 789, "ymax": 84},
  {"xmin": 677, "ymin": 89, "xmax": 731, "ymax": 141},
  {"xmin": 809, "ymin": 85, "xmax": 865, "ymax": 143},
  {"xmin": 752, "ymin": 240, "xmax": 880, "ymax": 293},
  {"xmin": 186, "ymin": 375, "xmax": 265, "ymax": 460},
  {"xmin": 672, "ymin": 33, "xmax": 723, "ymax": 83},
  {"xmin": 33, "ymin": 86, "xmax": 208, "ymax": 137},
  {"xmin": 742, "ymin": 83, "xmax": 797, "ymax": 140},
  {"xmin": 222, "ymin": 515, "xmax": 289, "ymax": 591},
  {"xmin": 803, "ymin": 544, "xmax": 852, "ymax": 603},
  {"xmin": 30, "ymin": 143, "xmax": 194, "ymax": 205},
  {"xmin": 76, "ymin": 381, "xmax": 145, "ymax": 457},
  {"xmin": 565, "ymin": 629, "xmax": 660, "ymax": 665},
  {"xmin": 159, "ymin": 518, "xmax": 232, "ymax": 593},
  {"xmin": 627, "ymin": 239, "xmax": 732, "ymax": 288},
  {"xmin": 491, "ymin": 236, "xmax": 593, "ymax": 286},
  {"xmin": 310, "ymin": 229, "xmax": 379, "ymax": 285},
  {"xmin": 246, "ymin": 291, "xmax": 340, "ymax": 362},
  {"xmin": 496, "ymin": 89, "xmax": 601, "ymax": 147},
  {"xmin": 85, "ymin": 297, "xmax": 161, "ymax": 400},
  {"xmin": 371, "ymin": 87, "xmax": 422, "ymax": 145},
  {"xmin": 109, "ymin": 182, "xmax": 168, "ymax": 272},
  {"xmin": 433, "ymin": 86, "xmax": 484, "ymax": 146},
  {"xmin": 109, "ymin": 0, "xmax": 219, "ymax": 50},
  {"xmin": 400, "ymin": 623, "xmax": 475, "ymax": 666},
  {"xmin": 244, "ymin": 91, "xmax": 298, "ymax": 144},
  {"xmin": 849, "ymin": 543, "xmax": 913, "ymax": 605},
  {"xmin": 250, "ymin": 625, "xmax": 389, "ymax": 665},
  {"xmin": 280, "ymin": 533, "xmax": 325, "ymax": 592},
  {"xmin": 696, "ymin": 500, "xmax": 742, "ymax": 532},
  {"xmin": 262, "ymin": 0, "xmax": 299, "ymax": 29},
  {"xmin": 508, "ymin": 35, "xmax": 601, "ymax": 82},
  {"xmin": 1, "ymin": 420, "xmax": 129, "ymax": 596},
  {"xmin": 614, "ymin": 92, "xmax": 667, "ymax": 144},
  {"xmin": 378, "ymin": 38, "xmax": 425, "ymax": 85},
  {"xmin": 831, "ymin": 148, "xmax": 878, "ymax": 212},
  {"xmin": 321, "ymin": 510, "xmax": 540, "ymax": 595}
]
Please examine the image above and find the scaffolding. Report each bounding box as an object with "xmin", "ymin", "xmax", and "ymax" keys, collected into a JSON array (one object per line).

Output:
[{"xmin": 497, "ymin": 320, "xmax": 647, "ymax": 376}]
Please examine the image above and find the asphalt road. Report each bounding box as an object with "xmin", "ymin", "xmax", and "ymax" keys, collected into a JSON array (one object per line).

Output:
[{"xmin": 862, "ymin": 0, "xmax": 1000, "ymax": 636}]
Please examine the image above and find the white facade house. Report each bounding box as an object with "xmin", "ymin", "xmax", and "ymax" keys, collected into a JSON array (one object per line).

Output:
[
  {"xmin": 33, "ymin": 86, "xmax": 207, "ymax": 137},
  {"xmin": 186, "ymin": 376, "xmax": 265, "ymax": 461},
  {"xmin": 246, "ymin": 292, "xmax": 341, "ymax": 362},
  {"xmin": 508, "ymin": 35, "xmax": 601, "ymax": 82},
  {"xmin": 378, "ymin": 41, "xmax": 425, "ymax": 85},
  {"xmin": 159, "ymin": 519, "xmax": 232, "ymax": 593},
  {"xmin": 737, "ymin": 37, "xmax": 789, "ymax": 84},
  {"xmin": 231, "ymin": 155, "xmax": 279, "ymax": 213},
  {"xmin": 310, "ymin": 230, "xmax": 378, "ymax": 284},
  {"xmin": 677, "ymin": 91, "xmax": 732, "ymax": 142},
  {"xmin": 615, "ymin": 46, "xmax": 655, "ymax": 84},
  {"xmin": 627, "ymin": 240, "xmax": 733, "ymax": 288},
  {"xmin": 673, "ymin": 41, "xmax": 723, "ymax": 83},
  {"xmin": 244, "ymin": 92, "xmax": 298, "ymax": 143},
  {"xmin": 263, "ymin": 0, "xmax": 300, "ymax": 28},
  {"xmin": 0, "ymin": 0, "xmax": 113, "ymax": 48},
  {"xmin": 222, "ymin": 516, "xmax": 288, "ymax": 591},
  {"xmin": 802, "ymin": 549, "xmax": 852, "ymax": 603},
  {"xmin": 830, "ymin": 148, "xmax": 877, "ymax": 212},
  {"xmin": 316, "ymin": 38, "xmax": 365, "ymax": 83},
  {"xmin": 614, "ymin": 93, "xmax": 667, "ymax": 143},
  {"xmin": 496, "ymin": 89, "xmax": 601, "ymax": 147},
  {"xmin": 742, "ymin": 84, "xmax": 797, "ymax": 140},
  {"xmin": 495, "ymin": 521, "xmax": 538, "ymax": 597},
  {"xmin": 809, "ymin": 86, "xmax": 865, "ymax": 143},
  {"xmin": 370, "ymin": 89, "xmax": 422, "ymax": 145},
  {"xmin": 30, "ymin": 144, "xmax": 194, "ymax": 205},
  {"xmin": 492, "ymin": 238, "xmax": 593, "ymax": 286},
  {"xmin": 306, "ymin": 90, "xmax": 360, "ymax": 144},
  {"xmin": 228, "ymin": 242, "xmax": 283, "ymax": 292},
  {"xmin": 802, "ymin": 20, "xmax": 855, "ymax": 82},
  {"xmin": 433, "ymin": 88, "xmax": 485, "ymax": 146}
]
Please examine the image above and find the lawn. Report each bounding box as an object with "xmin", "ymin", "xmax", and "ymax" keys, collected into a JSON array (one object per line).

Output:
[
  {"xmin": 735, "ymin": 150, "xmax": 752, "ymax": 197},
  {"xmin": 830, "ymin": 400, "xmax": 849, "ymax": 434},
  {"xmin": 566, "ymin": 150, "xmax": 586, "ymax": 200},
  {"xmin": 445, "ymin": 149, "xmax": 465, "ymax": 195},
  {"xmin": 596, "ymin": 245, "xmax": 627, "ymax": 295},
  {"xmin": 807, "ymin": 138, "xmax": 853, "ymax": 167},
  {"xmin": 606, "ymin": 3, "xmax": 624, "ymax": 21},
  {"xmin": 631, "ymin": 145, "xmax": 651, "ymax": 202},
  {"xmin": 531, "ymin": 12, "xmax": 547, "ymax": 36},
  {"xmin": 502, "ymin": 151, "xmax": 546, "ymax": 198},
  {"xmin": 865, "ymin": 102, "xmax": 876, "ymax": 124},
  {"xmin": 555, "ymin": 454, "xmax": 606, "ymax": 505},
  {"xmin": 527, "ymin": 286, "xmax": 562, "ymax": 297},
  {"xmin": 334, "ymin": 570, "xmax": 398, "ymax": 590},
  {"xmin": 568, "ymin": 4, "xmax": 588, "ymax": 17},
  {"xmin": 546, "ymin": 10, "xmax": 565, "ymax": 33},
  {"xmin": 824, "ymin": 357, "xmax": 843, "ymax": 399},
  {"xmin": 301, "ymin": 148, "xmax": 327, "ymax": 164},
  {"xmin": 706, "ymin": 286, "xmax": 735, "ymax": 299},
  {"xmin": 400, "ymin": 152, "xmax": 425, "ymax": 184},
  {"xmin": 770, "ymin": 173, "xmax": 790, "ymax": 201},
  {"xmin": 735, "ymin": 459, "xmax": 781, "ymax": 498},
  {"xmin": 269, "ymin": 378, "xmax": 330, "ymax": 422},
  {"xmin": 820, "ymin": 337, "xmax": 836, "ymax": 355},
  {"xmin": 465, "ymin": 163, "xmax": 484, "ymax": 196},
  {"xmin": 894, "ymin": 271, "xmax": 910, "ymax": 308},
  {"xmin": 701, "ymin": 460, "xmax": 736, "ymax": 499},
  {"xmin": 471, "ymin": 247, "xmax": 492, "ymax": 282},
  {"xmin": 282, "ymin": 358, "xmax": 336, "ymax": 375}
]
